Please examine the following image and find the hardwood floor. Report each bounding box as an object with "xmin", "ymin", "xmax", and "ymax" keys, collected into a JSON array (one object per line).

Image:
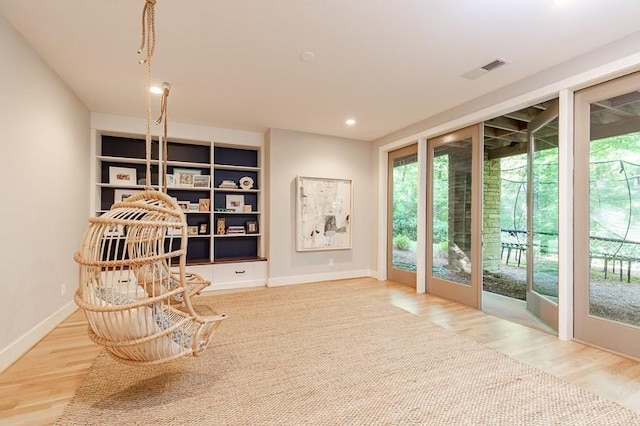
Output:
[{"xmin": 2, "ymin": 278, "xmax": 640, "ymax": 425}]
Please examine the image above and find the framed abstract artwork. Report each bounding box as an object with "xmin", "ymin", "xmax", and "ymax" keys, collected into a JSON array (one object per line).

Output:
[{"xmin": 296, "ymin": 176, "xmax": 352, "ymax": 251}]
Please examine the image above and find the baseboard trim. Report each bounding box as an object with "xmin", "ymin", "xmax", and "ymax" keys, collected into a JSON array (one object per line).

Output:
[
  {"xmin": 0, "ymin": 300, "xmax": 77, "ymax": 374},
  {"xmin": 267, "ymin": 269, "xmax": 373, "ymax": 287}
]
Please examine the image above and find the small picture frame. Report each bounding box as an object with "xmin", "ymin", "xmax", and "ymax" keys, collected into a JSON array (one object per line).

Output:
[
  {"xmin": 187, "ymin": 225, "xmax": 198, "ymax": 236},
  {"xmin": 198, "ymin": 222, "xmax": 209, "ymax": 235},
  {"xmin": 245, "ymin": 221, "xmax": 259, "ymax": 234},
  {"xmin": 193, "ymin": 175, "xmax": 211, "ymax": 188},
  {"xmin": 109, "ymin": 166, "xmax": 137, "ymax": 186},
  {"xmin": 243, "ymin": 204, "xmax": 252, "ymax": 213},
  {"xmin": 239, "ymin": 176, "xmax": 254, "ymax": 190},
  {"xmin": 216, "ymin": 217, "xmax": 226, "ymax": 235},
  {"xmin": 177, "ymin": 201, "xmax": 189, "ymax": 211},
  {"xmin": 198, "ymin": 198, "xmax": 211, "ymax": 212},
  {"xmin": 176, "ymin": 172, "xmax": 195, "ymax": 188},
  {"xmin": 166, "ymin": 174, "xmax": 176, "ymax": 187},
  {"xmin": 226, "ymin": 194, "xmax": 244, "ymax": 212},
  {"xmin": 188, "ymin": 203, "xmax": 199, "ymax": 211}
]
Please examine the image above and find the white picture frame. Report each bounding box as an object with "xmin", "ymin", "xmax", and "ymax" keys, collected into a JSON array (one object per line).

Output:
[
  {"xmin": 173, "ymin": 168, "xmax": 201, "ymax": 188},
  {"xmin": 166, "ymin": 174, "xmax": 176, "ymax": 187},
  {"xmin": 109, "ymin": 166, "xmax": 137, "ymax": 186},
  {"xmin": 176, "ymin": 172, "xmax": 194, "ymax": 188},
  {"xmin": 226, "ymin": 194, "xmax": 244, "ymax": 212},
  {"xmin": 296, "ymin": 176, "xmax": 352, "ymax": 251},
  {"xmin": 193, "ymin": 174, "xmax": 211, "ymax": 188}
]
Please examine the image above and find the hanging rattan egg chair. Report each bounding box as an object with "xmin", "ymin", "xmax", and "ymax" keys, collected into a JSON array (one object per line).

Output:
[
  {"xmin": 73, "ymin": 0, "xmax": 226, "ymax": 365},
  {"xmin": 74, "ymin": 190, "xmax": 226, "ymax": 365}
]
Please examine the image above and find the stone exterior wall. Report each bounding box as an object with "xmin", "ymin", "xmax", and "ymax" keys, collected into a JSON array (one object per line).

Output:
[
  {"xmin": 442, "ymin": 148, "xmax": 502, "ymax": 273},
  {"xmin": 483, "ymin": 157, "xmax": 502, "ymax": 272}
]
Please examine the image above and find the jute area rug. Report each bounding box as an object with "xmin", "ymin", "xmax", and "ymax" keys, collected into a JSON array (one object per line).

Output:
[{"xmin": 57, "ymin": 281, "xmax": 640, "ymax": 425}]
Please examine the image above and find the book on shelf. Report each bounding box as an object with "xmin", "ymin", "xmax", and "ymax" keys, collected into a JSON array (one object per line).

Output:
[
  {"xmin": 226, "ymin": 225, "xmax": 246, "ymax": 235},
  {"xmin": 219, "ymin": 180, "xmax": 238, "ymax": 189}
]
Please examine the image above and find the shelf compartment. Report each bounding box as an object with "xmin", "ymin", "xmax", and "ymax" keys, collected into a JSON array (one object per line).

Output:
[
  {"xmin": 166, "ymin": 142, "xmax": 210, "ymax": 164},
  {"xmin": 214, "ymin": 236, "xmax": 258, "ymax": 260},
  {"xmin": 101, "ymin": 135, "xmax": 160, "ymax": 160},
  {"xmin": 214, "ymin": 146, "xmax": 258, "ymax": 168}
]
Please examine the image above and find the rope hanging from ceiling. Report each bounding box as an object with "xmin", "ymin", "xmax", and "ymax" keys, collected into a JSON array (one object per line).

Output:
[{"xmin": 139, "ymin": 0, "xmax": 157, "ymax": 190}]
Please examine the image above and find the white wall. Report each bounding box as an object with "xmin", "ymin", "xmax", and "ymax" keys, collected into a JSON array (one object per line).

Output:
[
  {"xmin": 266, "ymin": 129, "xmax": 374, "ymax": 286},
  {"xmin": 0, "ymin": 16, "xmax": 90, "ymax": 371}
]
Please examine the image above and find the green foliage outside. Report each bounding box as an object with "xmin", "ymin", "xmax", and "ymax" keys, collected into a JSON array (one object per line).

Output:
[
  {"xmin": 391, "ymin": 152, "xmax": 450, "ymax": 247},
  {"xmin": 393, "ymin": 234, "xmax": 411, "ymax": 250},
  {"xmin": 392, "ymin": 161, "xmax": 418, "ymax": 242},
  {"xmin": 432, "ymin": 155, "xmax": 449, "ymax": 243}
]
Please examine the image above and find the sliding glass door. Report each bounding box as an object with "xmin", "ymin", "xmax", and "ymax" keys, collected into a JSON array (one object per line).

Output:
[
  {"xmin": 526, "ymin": 101, "xmax": 559, "ymax": 330},
  {"xmin": 575, "ymin": 71, "xmax": 640, "ymax": 358},
  {"xmin": 427, "ymin": 125, "xmax": 482, "ymax": 308},
  {"xmin": 387, "ymin": 144, "xmax": 418, "ymax": 287}
]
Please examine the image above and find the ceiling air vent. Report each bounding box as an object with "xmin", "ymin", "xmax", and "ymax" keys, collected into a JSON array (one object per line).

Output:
[
  {"xmin": 481, "ymin": 58, "xmax": 508, "ymax": 72},
  {"xmin": 461, "ymin": 58, "xmax": 509, "ymax": 80}
]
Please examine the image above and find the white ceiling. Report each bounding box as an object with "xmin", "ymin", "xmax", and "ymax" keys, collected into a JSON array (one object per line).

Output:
[{"xmin": 2, "ymin": 0, "xmax": 640, "ymax": 141}]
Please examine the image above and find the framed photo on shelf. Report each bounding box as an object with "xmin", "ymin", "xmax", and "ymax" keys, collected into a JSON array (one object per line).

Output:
[
  {"xmin": 243, "ymin": 204, "xmax": 252, "ymax": 212},
  {"xmin": 109, "ymin": 166, "xmax": 137, "ymax": 186},
  {"xmin": 177, "ymin": 201, "xmax": 190, "ymax": 211},
  {"xmin": 245, "ymin": 221, "xmax": 259, "ymax": 234},
  {"xmin": 187, "ymin": 226, "xmax": 198, "ymax": 236},
  {"xmin": 226, "ymin": 194, "xmax": 244, "ymax": 212},
  {"xmin": 193, "ymin": 175, "xmax": 211, "ymax": 188},
  {"xmin": 216, "ymin": 217, "xmax": 226, "ymax": 235},
  {"xmin": 239, "ymin": 176, "xmax": 254, "ymax": 190},
  {"xmin": 198, "ymin": 198, "xmax": 211, "ymax": 211},
  {"xmin": 166, "ymin": 174, "xmax": 176, "ymax": 187},
  {"xmin": 175, "ymin": 172, "xmax": 194, "ymax": 188},
  {"xmin": 114, "ymin": 189, "xmax": 142, "ymax": 203},
  {"xmin": 198, "ymin": 222, "xmax": 209, "ymax": 235}
]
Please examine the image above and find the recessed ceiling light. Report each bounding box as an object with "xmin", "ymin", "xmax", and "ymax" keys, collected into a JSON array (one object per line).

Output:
[
  {"xmin": 150, "ymin": 86, "xmax": 163, "ymax": 94},
  {"xmin": 345, "ymin": 118, "xmax": 356, "ymax": 126}
]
